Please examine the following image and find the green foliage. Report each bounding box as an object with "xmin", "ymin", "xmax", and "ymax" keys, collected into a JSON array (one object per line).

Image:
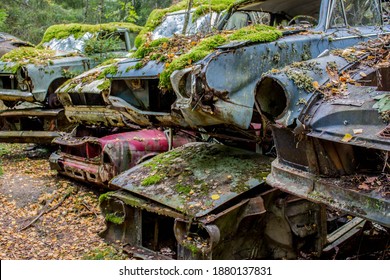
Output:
[
  {"xmin": 84, "ymin": 35, "xmax": 123, "ymax": 55},
  {"xmin": 0, "ymin": 0, "xmax": 84, "ymax": 44},
  {"xmin": 133, "ymin": 37, "xmax": 170, "ymax": 58},
  {"xmin": 97, "ymin": 64, "xmax": 119, "ymax": 79},
  {"xmin": 123, "ymin": 2, "xmax": 140, "ymax": 23},
  {"xmin": 159, "ymin": 34, "xmax": 227, "ymax": 89},
  {"xmin": 97, "ymin": 79, "xmax": 111, "ymax": 91},
  {"xmin": 0, "ymin": 8, "xmax": 7, "ymax": 30}
]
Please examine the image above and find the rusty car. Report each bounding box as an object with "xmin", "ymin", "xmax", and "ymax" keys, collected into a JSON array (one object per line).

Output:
[
  {"xmin": 49, "ymin": 129, "xmax": 194, "ymax": 187},
  {"xmin": 0, "ymin": 32, "xmax": 33, "ymax": 57},
  {"xmin": 0, "ymin": 23, "xmax": 142, "ymax": 143}
]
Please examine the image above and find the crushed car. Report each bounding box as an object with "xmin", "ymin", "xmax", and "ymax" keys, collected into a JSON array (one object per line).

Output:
[
  {"xmin": 0, "ymin": 32, "xmax": 33, "ymax": 57},
  {"xmin": 0, "ymin": 22, "xmax": 142, "ymax": 143},
  {"xmin": 100, "ymin": 142, "xmax": 326, "ymax": 259},
  {"xmin": 49, "ymin": 129, "xmax": 194, "ymax": 187}
]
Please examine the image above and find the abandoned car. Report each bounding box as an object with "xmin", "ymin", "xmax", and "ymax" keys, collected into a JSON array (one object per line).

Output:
[
  {"xmin": 0, "ymin": 32, "xmax": 33, "ymax": 57},
  {"xmin": 49, "ymin": 129, "xmax": 194, "ymax": 187},
  {"xmin": 56, "ymin": 0, "xmax": 389, "ymax": 141},
  {"xmin": 101, "ymin": 142, "xmax": 328, "ymax": 260},
  {"xmin": 0, "ymin": 22, "xmax": 142, "ymax": 143}
]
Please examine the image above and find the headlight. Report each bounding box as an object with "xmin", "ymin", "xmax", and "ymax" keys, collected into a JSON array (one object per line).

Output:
[
  {"xmin": 17, "ymin": 67, "xmax": 30, "ymax": 91},
  {"xmin": 174, "ymin": 218, "xmax": 220, "ymax": 254},
  {"xmin": 18, "ymin": 82, "xmax": 29, "ymax": 91},
  {"xmin": 171, "ymin": 65, "xmax": 201, "ymax": 99}
]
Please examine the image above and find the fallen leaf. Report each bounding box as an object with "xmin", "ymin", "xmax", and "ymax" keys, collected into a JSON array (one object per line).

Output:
[
  {"xmin": 341, "ymin": 133, "xmax": 353, "ymax": 142},
  {"xmin": 353, "ymin": 129, "xmax": 363, "ymax": 134},
  {"xmin": 211, "ymin": 194, "xmax": 220, "ymax": 200},
  {"xmin": 358, "ymin": 183, "xmax": 370, "ymax": 190},
  {"xmin": 359, "ymin": 72, "xmax": 367, "ymax": 77}
]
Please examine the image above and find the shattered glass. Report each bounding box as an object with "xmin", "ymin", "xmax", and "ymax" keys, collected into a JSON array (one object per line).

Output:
[
  {"xmin": 42, "ymin": 33, "xmax": 93, "ymax": 52},
  {"xmin": 152, "ymin": 11, "xmax": 221, "ymax": 40}
]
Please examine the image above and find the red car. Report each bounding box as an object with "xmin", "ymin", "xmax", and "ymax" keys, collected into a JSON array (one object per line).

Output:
[{"xmin": 49, "ymin": 129, "xmax": 193, "ymax": 187}]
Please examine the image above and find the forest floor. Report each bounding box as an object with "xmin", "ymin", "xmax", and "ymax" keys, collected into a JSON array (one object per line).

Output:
[{"xmin": 0, "ymin": 143, "xmax": 128, "ymax": 260}]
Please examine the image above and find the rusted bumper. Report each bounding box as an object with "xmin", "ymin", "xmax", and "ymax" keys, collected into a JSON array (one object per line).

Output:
[
  {"xmin": 0, "ymin": 131, "xmax": 60, "ymax": 143},
  {"xmin": 64, "ymin": 106, "xmax": 127, "ymax": 127},
  {"xmin": 0, "ymin": 89, "xmax": 36, "ymax": 102},
  {"xmin": 49, "ymin": 151, "xmax": 110, "ymax": 186}
]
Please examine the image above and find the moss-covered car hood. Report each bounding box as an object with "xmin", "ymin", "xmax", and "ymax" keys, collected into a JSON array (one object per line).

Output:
[{"xmin": 109, "ymin": 143, "xmax": 272, "ymax": 218}]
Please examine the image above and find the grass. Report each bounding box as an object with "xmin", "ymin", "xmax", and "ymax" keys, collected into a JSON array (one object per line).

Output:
[{"xmin": 82, "ymin": 246, "xmax": 128, "ymax": 260}]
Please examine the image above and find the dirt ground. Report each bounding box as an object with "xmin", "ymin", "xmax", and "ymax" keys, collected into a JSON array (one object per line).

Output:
[{"xmin": 0, "ymin": 143, "xmax": 128, "ymax": 260}]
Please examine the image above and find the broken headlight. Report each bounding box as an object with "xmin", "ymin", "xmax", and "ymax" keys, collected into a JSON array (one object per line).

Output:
[{"xmin": 17, "ymin": 67, "xmax": 30, "ymax": 91}]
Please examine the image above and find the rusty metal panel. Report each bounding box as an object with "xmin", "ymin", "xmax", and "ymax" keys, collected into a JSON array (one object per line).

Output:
[
  {"xmin": 267, "ymin": 159, "xmax": 390, "ymax": 227},
  {"xmin": 110, "ymin": 142, "xmax": 273, "ymax": 218}
]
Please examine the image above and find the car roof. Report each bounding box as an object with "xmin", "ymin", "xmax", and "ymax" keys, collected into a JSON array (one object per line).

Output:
[
  {"xmin": 0, "ymin": 32, "xmax": 21, "ymax": 42},
  {"xmin": 235, "ymin": 0, "xmax": 322, "ymax": 18}
]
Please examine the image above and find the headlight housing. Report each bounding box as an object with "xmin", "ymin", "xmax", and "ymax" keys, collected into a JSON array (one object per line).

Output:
[{"xmin": 16, "ymin": 67, "xmax": 30, "ymax": 91}]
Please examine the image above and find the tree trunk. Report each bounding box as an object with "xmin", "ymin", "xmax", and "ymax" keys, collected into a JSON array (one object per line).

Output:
[{"xmin": 84, "ymin": 0, "xmax": 89, "ymax": 23}]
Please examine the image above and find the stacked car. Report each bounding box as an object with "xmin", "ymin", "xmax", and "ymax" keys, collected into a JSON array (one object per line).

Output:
[{"xmin": 1, "ymin": 0, "xmax": 389, "ymax": 259}]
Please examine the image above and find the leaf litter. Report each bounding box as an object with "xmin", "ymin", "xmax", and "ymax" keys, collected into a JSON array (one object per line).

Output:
[{"xmin": 0, "ymin": 143, "xmax": 128, "ymax": 260}]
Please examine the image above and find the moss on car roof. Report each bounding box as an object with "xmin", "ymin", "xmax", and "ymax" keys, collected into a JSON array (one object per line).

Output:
[
  {"xmin": 40, "ymin": 22, "xmax": 143, "ymax": 44},
  {"xmin": 133, "ymin": 24, "xmax": 282, "ymax": 90},
  {"xmin": 1, "ymin": 46, "xmax": 78, "ymax": 72},
  {"xmin": 135, "ymin": 0, "xmax": 236, "ymax": 48}
]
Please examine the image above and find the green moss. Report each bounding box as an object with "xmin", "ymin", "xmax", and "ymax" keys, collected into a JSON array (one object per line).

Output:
[
  {"xmin": 175, "ymin": 184, "xmax": 192, "ymax": 194},
  {"xmin": 40, "ymin": 22, "xmax": 143, "ymax": 44},
  {"xmin": 141, "ymin": 174, "xmax": 163, "ymax": 186},
  {"xmin": 133, "ymin": 37, "xmax": 170, "ymax": 59},
  {"xmin": 159, "ymin": 34, "xmax": 227, "ymax": 89},
  {"xmin": 97, "ymin": 80, "xmax": 111, "ymax": 91},
  {"xmin": 98, "ymin": 58, "xmax": 120, "ymax": 67},
  {"xmin": 97, "ymin": 64, "xmax": 118, "ymax": 79},
  {"xmin": 82, "ymin": 246, "xmax": 127, "ymax": 260},
  {"xmin": 229, "ymin": 24, "xmax": 282, "ymax": 42},
  {"xmin": 182, "ymin": 242, "xmax": 201, "ymax": 254},
  {"xmin": 1, "ymin": 47, "xmax": 59, "ymax": 71},
  {"xmin": 126, "ymin": 61, "xmax": 143, "ymax": 71},
  {"xmin": 373, "ymin": 94, "xmax": 390, "ymax": 122},
  {"xmin": 105, "ymin": 213, "xmax": 125, "ymax": 224},
  {"xmin": 98, "ymin": 191, "xmax": 116, "ymax": 205}
]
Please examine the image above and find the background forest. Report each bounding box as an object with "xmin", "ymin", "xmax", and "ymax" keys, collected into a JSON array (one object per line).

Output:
[{"xmin": 0, "ymin": 0, "xmax": 178, "ymax": 44}]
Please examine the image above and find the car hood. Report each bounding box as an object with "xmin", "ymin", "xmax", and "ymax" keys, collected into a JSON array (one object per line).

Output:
[
  {"xmin": 0, "ymin": 50, "xmax": 86, "ymax": 74},
  {"xmin": 109, "ymin": 142, "xmax": 272, "ymax": 218}
]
